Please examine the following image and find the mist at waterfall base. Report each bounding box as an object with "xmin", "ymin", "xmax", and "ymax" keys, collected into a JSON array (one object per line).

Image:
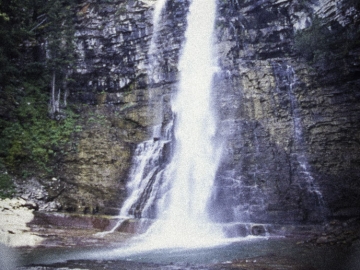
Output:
[{"xmin": 20, "ymin": 237, "xmax": 360, "ymax": 270}]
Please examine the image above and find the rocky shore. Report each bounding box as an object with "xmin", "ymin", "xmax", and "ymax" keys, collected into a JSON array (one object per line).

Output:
[
  {"xmin": 1, "ymin": 199, "xmax": 359, "ymax": 269},
  {"xmin": 1, "ymin": 198, "xmax": 359, "ymax": 250}
]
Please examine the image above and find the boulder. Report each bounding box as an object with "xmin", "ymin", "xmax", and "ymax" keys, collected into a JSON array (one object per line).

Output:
[{"xmin": 0, "ymin": 198, "xmax": 43, "ymax": 247}]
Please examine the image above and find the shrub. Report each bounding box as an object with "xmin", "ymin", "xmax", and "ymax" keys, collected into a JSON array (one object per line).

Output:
[
  {"xmin": 0, "ymin": 161, "xmax": 15, "ymax": 198},
  {"xmin": 294, "ymin": 16, "xmax": 360, "ymax": 63}
]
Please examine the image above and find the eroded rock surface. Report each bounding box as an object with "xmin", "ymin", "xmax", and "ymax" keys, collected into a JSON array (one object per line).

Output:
[
  {"xmin": 18, "ymin": 0, "xmax": 360, "ymax": 223},
  {"xmin": 211, "ymin": 0, "xmax": 360, "ymax": 223},
  {"xmin": 42, "ymin": 0, "xmax": 189, "ymax": 215}
]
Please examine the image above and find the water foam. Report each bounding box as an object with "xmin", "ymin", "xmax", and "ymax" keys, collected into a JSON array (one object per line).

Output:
[
  {"xmin": 137, "ymin": 0, "xmax": 224, "ymax": 248},
  {"xmin": 104, "ymin": 0, "xmax": 226, "ymax": 250}
]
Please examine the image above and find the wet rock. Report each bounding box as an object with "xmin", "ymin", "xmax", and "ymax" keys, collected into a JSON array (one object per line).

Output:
[
  {"xmin": 251, "ymin": 225, "xmax": 267, "ymax": 236},
  {"xmin": 316, "ymin": 236, "xmax": 329, "ymax": 244},
  {"xmin": 23, "ymin": 200, "xmax": 39, "ymax": 210},
  {"xmin": 16, "ymin": 178, "xmax": 62, "ymax": 212},
  {"xmin": 211, "ymin": 0, "xmax": 360, "ymax": 224},
  {"xmin": 222, "ymin": 223, "xmax": 250, "ymax": 237},
  {"xmin": 308, "ymin": 218, "xmax": 360, "ymax": 246},
  {"xmin": 25, "ymin": 211, "xmax": 133, "ymax": 249}
]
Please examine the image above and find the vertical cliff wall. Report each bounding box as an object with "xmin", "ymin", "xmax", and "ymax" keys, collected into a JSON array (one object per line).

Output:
[
  {"xmin": 47, "ymin": 0, "xmax": 188, "ymax": 214},
  {"xmin": 211, "ymin": 0, "xmax": 360, "ymax": 223},
  {"xmin": 33, "ymin": 0, "xmax": 360, "ymax": 223}
]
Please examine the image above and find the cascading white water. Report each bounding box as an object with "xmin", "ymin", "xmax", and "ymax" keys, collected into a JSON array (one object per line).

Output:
[
  {"xmin": 286, "ymin": 65, "xmax": 326, "ymax": 217},
  {"xmin": 136, "ymin": 0, "xmax": 225, "ymax": 249},
  {"xmin": 166, "ymin": 0, "xmax": 220, "ymax": 223},
  {"xmin": 147, "ymin": 0, "xmax": 167, "ymax": 84},
  {"xmin": 104, "ymin": 0, "xmax": 227, "ymax": 249},
  {"xmin": 121, "ymin": 0, "xmax": 169, "ymax": 220},
  {"xmin": 95, "ymin": 1, "xmax": 170, "ymax": 237},
  {"xmin": 111, "ymin": 0, "xmax": 226, "ymax": 249}
]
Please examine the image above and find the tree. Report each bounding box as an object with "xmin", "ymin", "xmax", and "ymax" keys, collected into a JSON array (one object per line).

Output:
[{"xmin": 0, "ymin": 0, "xmax": 78, "ymax": 194}]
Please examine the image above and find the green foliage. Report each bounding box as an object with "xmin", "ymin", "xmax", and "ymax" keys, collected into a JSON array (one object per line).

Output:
[
  {"xmin": 0, "ymin": 173, "xmax": 14, "ymax": 199},
  {"xmin": 1, "ymin": 99, "xmax": 80, "ymax": 175},
  {"xmin": 294, "ymin": 16, "xmax": 360, "ymax": 63},
  {"xmin": 86, "ymin": 111, "xmax": 109, "ymax": 126},
  {"xmin": 0, "ymin": 0, "xmax": 79, "ymax": 192},
  {"xmin": 0, "ymin": 0, "xmax": 76, "ymax": 86},
  {"xmin": 0, "ymin": 162, "xmax": 14, "ymax": 198},
  {"xmin": 45, "ymin": 0, "xmax": 76, "ymax": 71}
]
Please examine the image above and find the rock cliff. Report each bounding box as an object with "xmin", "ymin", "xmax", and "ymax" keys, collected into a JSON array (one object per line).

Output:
[
  {"xmin": 37, "ymin": 0, "xmax": 189, "ymax": 214},
  {"xmin": 25, "ymin": 0, "xmax": 360, "ymax": 223},
  {"xmin": 212, "ymin": 0, "xmax": 360, "ymax": 223}
]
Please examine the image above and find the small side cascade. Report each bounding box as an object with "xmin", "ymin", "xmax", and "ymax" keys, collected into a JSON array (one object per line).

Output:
[
  {"xmin": 285, "ymin": 65, "xmax": 327, "ymax": 220},
  {"xmin": 118, "ymin": 125, "xmax": 172, "ymax": 220},
  {"xmin": 118, "ymin": 0, "xmax": 171, "ymax": 223},
  {"xmin": 95, "ymin": 0, "xmax": 170, "ymax": 237},
  {"xmin": 147, "ymin": 0, "xmax": 167, "ymax": 85},
  {"xmin": 96, "ymin": 123, "xmax": 173, "ymax": 237}
]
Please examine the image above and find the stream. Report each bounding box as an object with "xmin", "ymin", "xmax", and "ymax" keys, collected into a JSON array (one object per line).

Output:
[{"xmin": 17, "ymin": 236, "xmax": 360, "ymax": 270}]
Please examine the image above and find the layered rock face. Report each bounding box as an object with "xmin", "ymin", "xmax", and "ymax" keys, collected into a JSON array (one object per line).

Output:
[
  {"xmin": 212, "ymin": 0, "xmax": 360, "ymax": 223},
  {"xmin": 38, "ymin": 0, "xmax": 360, "ymax": 223},
  {"xmin": 47, "ymin": 0, "xmax": 188, "ymax": 214}
]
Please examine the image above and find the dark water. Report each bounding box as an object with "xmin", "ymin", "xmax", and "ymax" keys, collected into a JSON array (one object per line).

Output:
[{"xmin": 18, "ymin": 237, "xmax": 360, "ymax": 270}]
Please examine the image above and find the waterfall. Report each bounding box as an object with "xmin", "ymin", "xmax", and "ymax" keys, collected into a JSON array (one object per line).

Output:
[
  {"xmin": 147, "ymin": 0, "xmax": 167, "ymax": 84},
  {"xmin": 95, "ymin": 0, "xmax": 170, "ymax": 237},
  {"xmin": 143, "ymin": 0, "xmax": 224, "ymax": 247},
  {"xmin": 286, "ymin": 65, "xmax": 327, "ymax": 220},
  {"xmin": 110, "ymin": 0, "xmax": 226, "ymax": 249},
  {"xmin": 118, "ymin": 0, "xmax": 169, "ymax": 221}
]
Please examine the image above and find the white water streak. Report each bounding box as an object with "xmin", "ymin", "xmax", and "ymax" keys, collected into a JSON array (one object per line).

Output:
[
  {"xmin": 119, "ymin": 0, "xmax": 168, "ymax": 219},
  {"xmin": 139, "ymin": 0, "xmax": 225, "ymax": 248},
  {"xmin": 96, "ymin": 1, "xmax": 168, "ymax": 237},
  {"xmin": 286, "ymin": 65, "xmax": 326, "ymax": 212},
  {"xmin": 105, "ymin": 0, "xmax": 225, "ymax": 249},
  {"xmin": 148, "ymin": 0, "xmax": 167, "ymax": 84},
  {"xmin": 119, "ymin": 140, "xmax": 162, "ymax": 217},
  {"xmin": 164, "ymin": 0, "xmax": 219, "ymax": 224}
]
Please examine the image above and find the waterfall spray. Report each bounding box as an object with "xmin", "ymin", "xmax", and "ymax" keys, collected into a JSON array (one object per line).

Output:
[
  {"xmin": 147, "ymin": 0, "xmax": 167, "ymax": 84},
  {"xmin": 104, "ymin": 0, "xmax": 226, "ymax": 248},
  {"xmin": 137, "ymin": 0, "xmax": 226, "ymax": 248}
]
